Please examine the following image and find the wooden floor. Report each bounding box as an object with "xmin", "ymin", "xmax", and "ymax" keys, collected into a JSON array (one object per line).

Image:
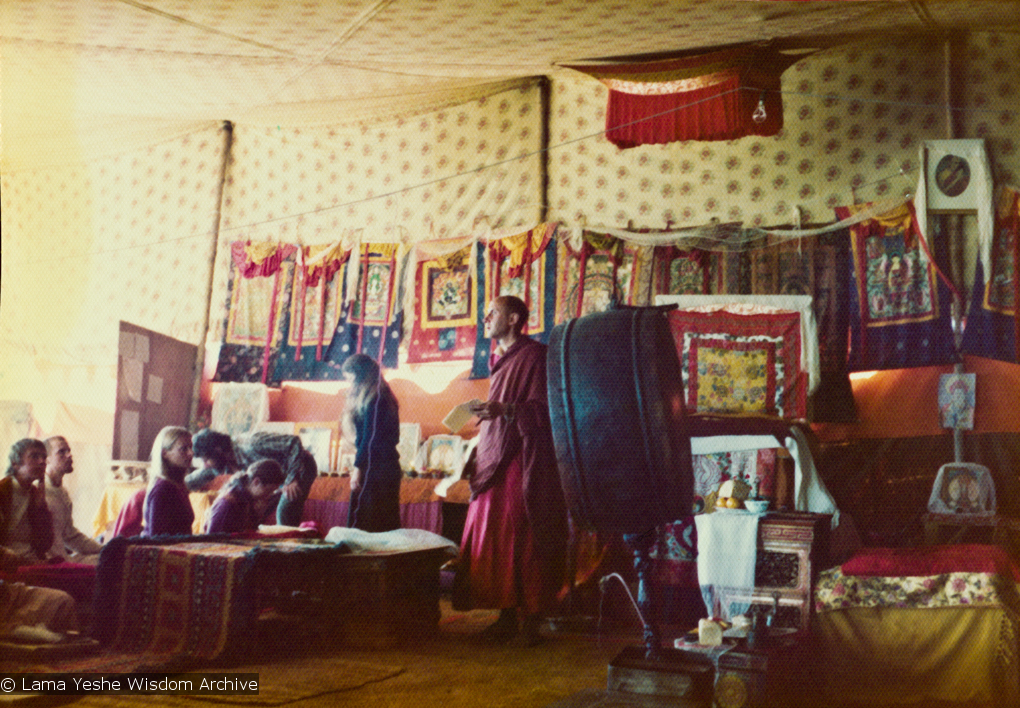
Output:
[{"xmin": 3, "ymin": 599, "xmax": 1000, "ymax": 708}]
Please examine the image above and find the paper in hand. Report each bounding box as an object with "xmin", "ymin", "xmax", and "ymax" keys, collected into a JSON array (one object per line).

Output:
[{"xmin": 443, "ymin": 398, "xmax": 482, "ymax": 433}]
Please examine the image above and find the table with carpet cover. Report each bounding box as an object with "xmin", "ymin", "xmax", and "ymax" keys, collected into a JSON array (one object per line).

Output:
[{"xmin": 92, "ymin": 530, "xmax": 457, "ymax": 662}]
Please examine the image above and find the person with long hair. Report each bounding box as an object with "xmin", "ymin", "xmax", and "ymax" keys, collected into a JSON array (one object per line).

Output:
[
  {"xmin": 340, "ymin": 353, "xmax": 402, "ymax": 532},
  {"xmin": 142, "ymin": 426, "xmax": 194, "ymax": 537},
  {"xmin": 204, "ymin": 459, "xmax": 285, "ymax": 534}
]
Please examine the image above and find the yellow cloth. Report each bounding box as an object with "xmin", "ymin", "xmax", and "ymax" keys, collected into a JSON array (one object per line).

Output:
[
  {"xmin": 815, "ymin": 606, "xmax": 1019, "ymax": 707},
  {"xmin": 93, "ymin": 481, "xmax": 220, "ymax": 537}
]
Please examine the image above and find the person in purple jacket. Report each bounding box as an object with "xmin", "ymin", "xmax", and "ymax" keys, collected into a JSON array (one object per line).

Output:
[
  {"xmin": 141, "ymin": 426, "xmax": 194, "ymax": 537},
  {"xmin": 204, "ymin": 459, "xmax": 285, "ymax": 534}
]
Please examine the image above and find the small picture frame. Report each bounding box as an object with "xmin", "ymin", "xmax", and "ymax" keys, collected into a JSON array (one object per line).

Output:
[
  {"xmin": 295, "ymin": 422, "xmax": 339, "ymax": 473},
  {"xmin": 924, "ymin": 139, "xmax": 988, "ymax": 213},
  {"xmin": 938, "ymin": 373, "xmax": 975, "ymax": 430},
  {"xmin": 425, "ymin": 435, "xmax": 464, "ymax": 475}
]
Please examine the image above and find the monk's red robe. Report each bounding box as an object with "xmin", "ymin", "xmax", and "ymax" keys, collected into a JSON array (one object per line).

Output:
[{"xmin": 458, "ymin": 337, "xmax": 567, "ymax": 614}]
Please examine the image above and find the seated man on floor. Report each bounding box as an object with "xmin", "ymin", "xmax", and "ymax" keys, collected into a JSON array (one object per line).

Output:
[
  {"xmin": 189, "ymin": 428, "xmax": 318, "ymax": 527},
  {"xmin": 1, "ymin": 579, "xmax": 79, "ymax": 641},
  {"xmin": 204, "ymin": 459, "xmax": 285, "ymax": 534},
  {"xmin": 44, "ymin": 436, "xmax": 103, "ymax": 563},
  {"xmin": 1, "ymin": 439, "xmax": 55, "ymax": 570}
]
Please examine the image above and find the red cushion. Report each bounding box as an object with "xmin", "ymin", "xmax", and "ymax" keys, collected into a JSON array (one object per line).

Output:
[{"xmin": 841, "ymin": 543, "xmax": 1020, "ymax": 582}]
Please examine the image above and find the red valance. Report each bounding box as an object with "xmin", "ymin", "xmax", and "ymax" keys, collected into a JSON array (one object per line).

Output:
[{"xmin": 565, "ymin": 46, "xmax": 802, "ymax": 149}]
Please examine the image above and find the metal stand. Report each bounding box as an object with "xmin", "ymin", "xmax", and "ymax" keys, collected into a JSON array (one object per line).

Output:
[{"xmin": 623, "ymin": 528, "xmax": 661, "ymax": 660}]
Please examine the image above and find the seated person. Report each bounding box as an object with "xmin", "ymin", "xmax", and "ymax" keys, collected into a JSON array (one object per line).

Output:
[
  {"xmin": 1, "ymin": 439, "xmax": 55, "ymax": 569},
  {"xmin": 142, "ymin": 426, "xmax": 194, "ymax": 537},
  {"xmin": 0, "ymin": 580, "xmax": 78, "ymax": 640},
  {"xmin": 44, "ymin": 436, "xmax": 102, "ymax": 563},
  {"xmin": 189, "ymin": 428, "xmax": 317, "ymax": 526},
  {"xmin": 204, "ymin": 459, "xmax": 285, "ymax": 534}
]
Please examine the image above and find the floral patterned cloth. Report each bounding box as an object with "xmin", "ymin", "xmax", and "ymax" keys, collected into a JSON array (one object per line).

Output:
[{"xmin": 815, "ymin": 564, "xmax": 1020, "ymax": 613}]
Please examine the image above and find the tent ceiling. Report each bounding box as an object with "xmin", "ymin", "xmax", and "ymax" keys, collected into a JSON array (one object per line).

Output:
[{"xmin": 2, "ymin": 0, "xmax": 1019, "ymax": 165}]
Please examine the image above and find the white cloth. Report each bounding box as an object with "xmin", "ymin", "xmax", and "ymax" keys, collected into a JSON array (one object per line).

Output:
[
  {"xmin": 323, "ymin": 526, "xmax": 459, "ymax": 555},
  {"xmin": 45, "ymin": 484, "xmax": 102, "ymax": 560},
  {"xmin": 695, "ymin": 512, "xmax": 759, "ymax": 621},
  {"xmin": 784, "ymin": 426, "xmax": 839, "ymax": 524}
]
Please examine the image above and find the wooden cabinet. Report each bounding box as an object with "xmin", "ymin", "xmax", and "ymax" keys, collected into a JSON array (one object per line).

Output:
[{"xmin": 749, "ymin": 512, "xmax": 830, "ymax": 633}]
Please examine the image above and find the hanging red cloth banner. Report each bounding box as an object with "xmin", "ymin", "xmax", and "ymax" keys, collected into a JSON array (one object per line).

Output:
[
  {"xmin": 564, "ymin": 45, "xmax": 803, "ymax": 149},
  {"xmin": 292, "ymin": 242, "xmax": 349, "ymax": 361},
  {"xmin": 228, "ymin": 241, "xmax": 298, "ymax": 383}
]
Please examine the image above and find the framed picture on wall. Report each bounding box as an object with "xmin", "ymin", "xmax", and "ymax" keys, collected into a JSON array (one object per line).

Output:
[
  {"xmin": 925, "ymin": 139, "xmax": 988, "ymax": 213},
  {"xmin": 425, "ymin": 435, "xmax": 464, "ymax": 475},
  {"xmin": 295, "ymin": 421, "xmax": 339, "ymax": 473}
]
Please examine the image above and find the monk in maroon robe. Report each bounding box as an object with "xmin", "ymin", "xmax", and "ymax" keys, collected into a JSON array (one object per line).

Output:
[{"xmin": 459, "ymin": 295, "xmax": 567, "ymax": 645}]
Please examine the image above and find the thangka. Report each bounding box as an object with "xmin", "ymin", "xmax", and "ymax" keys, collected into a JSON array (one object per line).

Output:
[
  {"xmin": 746, "ymin": 232, "xmax": 854, "ymax": 421},
  {"xmin": 407, "ymin": 244, "xmax": 477, "ymax": 364},
  {"xmin": 331, "ymin": 242, "xmax": 405, "ymax": 369},
  {"xmin": 272, "ymin": 242, "xmax": 351, "ymax": 382},
  {"xmin": 214, "ymin": 241, "xmax": 298, "ymax": 385},
  {"xmin": 962, "ymin": 187, "xmax": 1020, "ymax": 363},
  {"xmin": 554, "ymin": 230, "xmax": 653, "ymax": 324},
  {"xmin": 471, "ymin": 223, "xmax": 558, "ymax": 378},
  {"xmin": 836, "ymin": 201, "xmax": 956, "ymax": 371},
  {"xmin": 667, "ymin": 308, "xmax": 807, "ymax": 419},
  {"xmin": 653, "ymin": 246, "xmax": 712, "ymax": 295}
]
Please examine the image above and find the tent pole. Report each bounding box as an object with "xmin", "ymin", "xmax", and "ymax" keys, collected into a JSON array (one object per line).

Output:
[{"xmin": 189, "ymin": 120, "xmax": 234, "ymax": 428}]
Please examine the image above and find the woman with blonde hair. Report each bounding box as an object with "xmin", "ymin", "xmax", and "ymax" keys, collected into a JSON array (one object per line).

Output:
[
  {"xmin": 340, "ymin": 354, "xmax": 402, "ymax": 532},
  {"xmin": 142, "ymin": 426, "xmax": 194, "ymax": 537}
]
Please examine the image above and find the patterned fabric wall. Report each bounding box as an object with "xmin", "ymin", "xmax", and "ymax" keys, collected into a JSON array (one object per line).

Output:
[
  {"xmin": 962, "ymin": 33, "xmax": 1019, "ymax": 188},
  {"xmin": 208, "ymin": 82, "xmax": 545, "ymax": 344},
  {"xmin": 547, "ymin": 39, "xmax": 948, "ymax": 230},
  {"xmin": 0, "ymin": 126, "xmax": 228, "ymax": 409}
]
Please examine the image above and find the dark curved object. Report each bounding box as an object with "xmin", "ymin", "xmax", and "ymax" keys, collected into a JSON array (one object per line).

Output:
[{"xmin": 547, "ymin": 306, "xmax": 694, "ymax": 535}]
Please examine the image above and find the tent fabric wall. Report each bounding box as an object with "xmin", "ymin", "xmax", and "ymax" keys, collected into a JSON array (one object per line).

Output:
[{"xmin": 2, "ymin": 32, "xmax": 1019, "ymax": 542}]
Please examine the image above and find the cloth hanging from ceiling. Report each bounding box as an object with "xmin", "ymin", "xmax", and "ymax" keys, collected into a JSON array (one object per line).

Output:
[
  {"xmin": 271, "ymin": 242, "xmax": 350, "ymax": 382},
  {"xmin": 470, "ymin": 223, "xmax": 558, "ymax": 379},
  {"xmin": 961, "ymin": 186, "xmax": 1020, "ymax": 364},
  {"xmin": 553, "ymin": 230, "xmax": 653, "ymax": 324},
  {"xmin": 835, "ymin": 201, "xmax": 956, "ymax": 371},
  {"xmin": 214, "ymin": 241, "xmax": 298, "ymax": 385},
  {"xmin": 563, "ymin": 46, "xmax": 801, "ymax": 149},
  {"xmin": 406, "ymin": 242, "xmax": 478, "ymax": 364}
]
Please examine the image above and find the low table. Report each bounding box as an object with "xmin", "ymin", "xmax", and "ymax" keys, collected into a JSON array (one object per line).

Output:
[{"xmin": 93, "ymin": 534, "xmax": 453, "ymax": 660}]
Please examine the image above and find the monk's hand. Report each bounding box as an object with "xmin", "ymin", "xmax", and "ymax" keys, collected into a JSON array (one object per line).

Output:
[
  {"xmin": 350, "ymin": 467, "xmax": 362, "ymax": 491},
  {"xmin": 469, "ymin": 401, "xmax": 509, "ymax": 420}
]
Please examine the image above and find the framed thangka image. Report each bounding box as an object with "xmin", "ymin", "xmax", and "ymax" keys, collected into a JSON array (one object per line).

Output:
[
  {"xmin": 425, "ymin": 434, "xmax": 464, "ymax": 476},
  {"xmin": 939, "ymin": 373, "xmax": 975, "ymax": 430},
  {"xmin": 350, "ymin": 244, "xmax": 398, "ymax": 327},
  {"xmin": 225, "ymin": 260, "xmax": 294, "ymax": 347},
  {"xmin": 422, "ymin": 260, "xmax": 474, "ymax": 328}
]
